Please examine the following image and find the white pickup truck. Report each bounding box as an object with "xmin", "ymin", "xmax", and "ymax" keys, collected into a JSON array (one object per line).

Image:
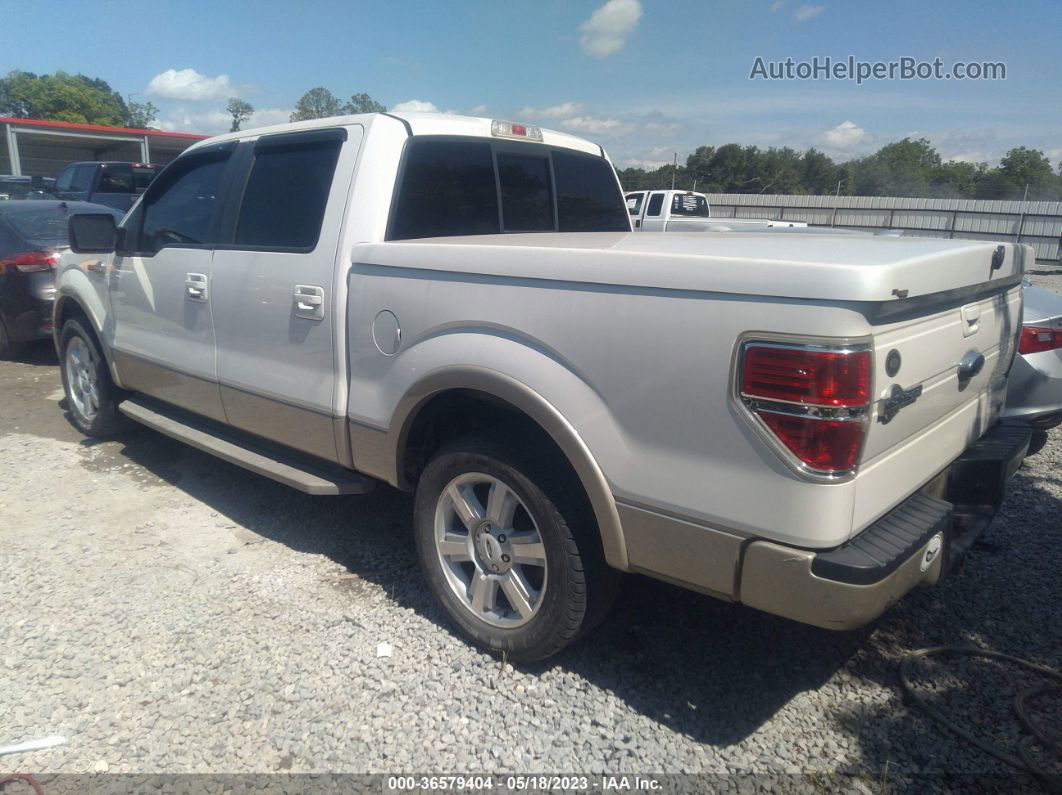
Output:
[
  {"xmin": 625, "ymin": 188, "xmax": 807, "ymax": 231},
  {"xmin": 55, "ymin": 112, "xmax": 1031, "ymax": 661}
]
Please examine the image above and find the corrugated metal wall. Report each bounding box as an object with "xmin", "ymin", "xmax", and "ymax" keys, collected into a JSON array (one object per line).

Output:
[{"xmin": 705, "ymin": 193, "xmax": 1062, "ymax": 262}]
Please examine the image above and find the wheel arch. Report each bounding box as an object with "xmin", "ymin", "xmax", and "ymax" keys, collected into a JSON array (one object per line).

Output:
[
  {"xmin": 360, "ymin": 366, "xmax": 628, "ymax": 570},
  {"xmin": 53, "ymin": 286, "xmax": 124, "ymax": 388}
]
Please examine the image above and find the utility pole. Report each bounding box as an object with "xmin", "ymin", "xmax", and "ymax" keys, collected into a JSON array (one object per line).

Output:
[{"xmin": 671, "ymin": 152, "xmax": 678, "ymax": 190}]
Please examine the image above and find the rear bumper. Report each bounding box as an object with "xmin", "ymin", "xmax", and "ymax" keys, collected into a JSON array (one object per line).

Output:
[{"xmin": 738, "ymin": 420, "xmax": 1031, "ymax": 630}]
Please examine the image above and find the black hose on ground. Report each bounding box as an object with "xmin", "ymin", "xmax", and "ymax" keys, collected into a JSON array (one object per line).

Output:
[{"xmin": 900, "ymin": 646, "xmax": 1062, "ymax": 791}]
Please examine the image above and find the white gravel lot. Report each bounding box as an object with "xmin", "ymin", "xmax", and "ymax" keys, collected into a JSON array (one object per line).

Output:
[{"xmin": 1, "ymin": 270, "xmax": 1060, "ymax": 790}]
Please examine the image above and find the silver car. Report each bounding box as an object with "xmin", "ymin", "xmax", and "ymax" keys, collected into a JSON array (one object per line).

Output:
[{"xmin": 1004, "ymin": 281, "xmax": 1062, "ymax": 429}]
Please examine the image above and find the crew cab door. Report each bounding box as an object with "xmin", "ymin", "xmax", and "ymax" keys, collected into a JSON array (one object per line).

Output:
[
  {"xmin": 208, "ymin": 127, "xmax": 359, "ymax": 463},
  {"xmin": 108, "ymin": 142, "xmax": 236, "ymax": 422},
  {"xmin": 641, "ymin": 192, "xmax": 667, "ymax": 231}
]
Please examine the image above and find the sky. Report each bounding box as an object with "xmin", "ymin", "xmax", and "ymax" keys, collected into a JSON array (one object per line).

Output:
[{"xmin": 2, "ymin": 0, "xmax": 1060, "ymax": 168}]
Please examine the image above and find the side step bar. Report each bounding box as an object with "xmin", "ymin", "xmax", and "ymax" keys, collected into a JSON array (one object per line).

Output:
[{"xmin": 119, "ymin": 397, "xmax": 376, "ymax": 496}]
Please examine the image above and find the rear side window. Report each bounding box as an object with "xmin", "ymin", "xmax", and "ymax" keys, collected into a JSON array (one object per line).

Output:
[
  {"xmin": 139, "ymin": 150, "xmax": 230, "ymax": 253},
  {"xmin": 645, "ymin": 193, "xmax": 665, "ymax": 217},
  {"xmin": 133, "ymin": 167, "xmax": 159, "ymax": 191},
  {"xmin": 498, "ymin": 153, "xmax": 552, "ymax": 232},
  {"xmin": 390, "ymin": 140, "xmax": 499, "ymax": 240},
  {"xmin": 671, "ymin": 193, "xmax": 709, "ymax": 217},
  {"xmin": 235, "ymin": 137, "xmax": 343, "ymax": 250},
  {"xmin": 97, "ymin": 165, "xmax": 134, "ymax": 193},
  {"xmin": 626, "ymin": 193, "xmax": 644, "ymax": 216}
]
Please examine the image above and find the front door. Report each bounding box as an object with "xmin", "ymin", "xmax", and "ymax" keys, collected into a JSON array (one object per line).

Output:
[
  {"xmin": 209, "ymin": 127, "xmax": 359, "ymax": 463},
  {"xmin": 625, "ymin": 191, "xmax": 646, "ymax": 229},
  {"xmin": 108, "ymin": 144, "xmax": 236, "ymax": 422}
]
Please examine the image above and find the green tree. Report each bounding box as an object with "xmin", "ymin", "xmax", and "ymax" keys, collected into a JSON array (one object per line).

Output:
[
  {"xmin": 928, "ymin": 160, "xmax": 983, "ymax": 198},
  {"xmin": 343, "ymin": 92, "xmax": 386, "ymax": 114},
  {"xmin": 290, "ymin": 87, "xmax": 342, "ymax": 121},
  {"xmin": 125, "ymin": 98, "xmax": 158, "ymax": 129},
  {"xmin": 849, "ymin": 138, "xmax": 941, "ymax": 196},
  {"xmin": 999, "ymin": 147, "xmax": 1057, "ymax": 199},
  {"xmin": 0, "ymin": 70, "xmax": 128, "ymax": 125},
  {"xmin": 226, "ymin": 97, "xmax": 254, "ymax": 132},
  {"xmin": 800, "ymin": 148, "xmax": 838, "ymax": 195},
  {"xmin": 754, "ymin": 147, "xmax": 804, "ymax": 194}
]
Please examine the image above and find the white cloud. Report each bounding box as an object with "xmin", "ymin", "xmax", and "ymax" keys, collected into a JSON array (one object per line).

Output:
[
  {"xmin": 792, "ymin": 4, "xmax": 824, "ymax": 21},
  {"xmin": 391, "ymin": 99, "xmax": 439, "ymax": 112},
  {"xmin": 579, "ymin": 0, "xmax": 643, "ymax": 59},
  {"xmin": 818, "ymin": 120, "xmax": 870, "ymax": 154},
  {"xmin": 247, "ymin": 108, "xmax": 293, "ymax": 128},
  {"xmin": 518, "ymin": 101, "xmax": 584, "ymax": 119},
  {"xmin": 559, "ymin": 115, "xmax": 637, "ymax": 137},
  {"xmin": 147, "ymin": 68, "xmax": 234, "ymax": 101},
  {"xmin": 469, "ymin": 104, "xmax": 489, "ymax": 115},
  {"xmin": 768, "ymin": 0, "xmax": 785, "ymax": 11},
  {"xmin": 158, "ymin": 109, "xmax": 231, "ymax": 135}
]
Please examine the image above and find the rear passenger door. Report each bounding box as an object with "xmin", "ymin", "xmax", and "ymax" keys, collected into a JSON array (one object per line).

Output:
[
  {"xmin": 641, "ymin": 192, "xmax": 666, "ymax": 231},
  {"xmin": 209, "ymin": 127, "xmax": 360, "ymax": 463}
]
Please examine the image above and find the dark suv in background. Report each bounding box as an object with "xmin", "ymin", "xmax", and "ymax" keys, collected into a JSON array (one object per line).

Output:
[{"xmin": 53, "ymin": 161, "xmax": 160, "ymax": 212}]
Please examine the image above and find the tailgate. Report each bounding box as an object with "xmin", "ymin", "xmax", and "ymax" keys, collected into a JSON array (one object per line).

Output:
[{"xmin": 852, "ymin": 249, "xmax": 1027, "ymax": 536}]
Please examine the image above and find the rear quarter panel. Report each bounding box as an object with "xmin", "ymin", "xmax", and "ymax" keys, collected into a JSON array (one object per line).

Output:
[{"xmin": 345, "ymin": 255, "xmax": 874, "ymax": 549}]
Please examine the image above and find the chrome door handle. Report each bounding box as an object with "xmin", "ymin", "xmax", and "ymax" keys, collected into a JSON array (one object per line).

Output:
[
  {"xmin": 293, "ymin": 285, "xmax": 325, "ymax": 320},
  {"xmin": 185, "ymin": 273, "xmax": 208, "ymax": 302}
]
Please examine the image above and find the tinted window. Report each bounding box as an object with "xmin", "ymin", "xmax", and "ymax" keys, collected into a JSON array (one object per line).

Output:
[
  {"xmin": 390, "ymin": 140, "xmax": 499, "ymax": 240},
  {"xmin": 54, "ymin": 167, "xmax": 75, "ymax": 193},
  {"xmin": 552, "ymin": 151, "xmax": 628, "ymax": 232},
  {"xmin": 139, "ymin": 152, "xmax": 229, "ymax": 253},
  {"xmin": 234, "ymin": 139, "xmax": 342, "ymax": 249},
  {"xmin": 671, "ymin": 193, "xmax": 709, "ymax": 217},
  {"xmin": 133, "ymin": 166, "xmax": 158, "ymax": 191},
  {"xmin": 97, "ymin": 164, "xmax": 134, "ymax": 193},
  {"xmin": 498, "ymin": 153, "xmax": 552, "ymax": 232},
  {"xmin": 625, "ymin": 193, "xmax": 644, "ymax": 216},
  {"xmin": 70, "ymin": 165, "xmax": 95, "ymax": 193},
  {"xmin": 646, "ymin": 193, "xmax": 665, "ymax": 217}
]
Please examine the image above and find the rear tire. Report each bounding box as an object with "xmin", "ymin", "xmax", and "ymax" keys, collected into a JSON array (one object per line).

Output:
[
  {"xmin": 59, "ymin": 319, "xmax": 129, "ymax": 437},
  {"xmin": 414, "ymin": 434, "xmax": 619, "ymax": 662}
]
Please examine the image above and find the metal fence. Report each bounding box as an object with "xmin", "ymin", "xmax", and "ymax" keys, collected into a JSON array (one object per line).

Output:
[{"xmin": 705, "ymin": 193, "xmax": 1062, "ymax": 262}]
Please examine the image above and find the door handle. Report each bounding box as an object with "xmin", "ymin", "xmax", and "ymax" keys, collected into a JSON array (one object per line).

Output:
[
  {"xmin": 293, "ymin": 285, "xmax": 325, "ymax": 320},
  {"xmin": 185, "ymin": 273, "xmax": 208, "ymax": 302}
]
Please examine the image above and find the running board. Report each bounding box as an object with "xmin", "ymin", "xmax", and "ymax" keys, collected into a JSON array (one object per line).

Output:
[{"xmin": 119, "ymin": 398, "xmax": 376, "ymax": 496}]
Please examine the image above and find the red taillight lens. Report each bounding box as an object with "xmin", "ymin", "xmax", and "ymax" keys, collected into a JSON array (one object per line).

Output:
[
  {"xmin": 8, "ymin": 251, "xmax": 60, "ymax": 273},
  {"xmin": 742, "ymin": 345, "xmax": 870, "ymax": 407},
  {"xmin": 740, "ymin": 341, "xmax": 871, "ymax": 475},
  {"xmin": 758, "ymin": 412, "xmax": 865, "ymax": 472},
  {"xmin": 1018, "ymin": 326, "xmax": 1062, "ymax": 355}
]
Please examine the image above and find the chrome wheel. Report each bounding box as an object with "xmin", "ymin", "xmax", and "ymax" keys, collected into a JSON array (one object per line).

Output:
[
  {"xmin": 65, "ymin": 336, "xmax": 99, "ymax": 421},
  {"xmin": 434, "ymin": 472, "xmax": 548, "ymax": 628}
]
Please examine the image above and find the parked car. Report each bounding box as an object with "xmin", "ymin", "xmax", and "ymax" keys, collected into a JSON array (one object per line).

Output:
[
  {"xmin": 56, "ymin": 113, "xmax": 1031, "ymax": 661},
  {"xmin": 0, "ymin": 200, "xmax": 122, "ymax": 358},
  {"xmin": 625, "ymin": 189, "xmax": 807, "ymax": 231},
  {"xmin": 53, "ymin": 161, "xmax": 160, "ymax": 212},
  {"xmin": 0, "ymin": 175, "xmax": 55, "ymax": 201},
  {"xmin": 1003, "ymin": 281, "xmax": 1062, "ymax": 429}
]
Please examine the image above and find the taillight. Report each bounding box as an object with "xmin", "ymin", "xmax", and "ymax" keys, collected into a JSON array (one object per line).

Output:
[
  {"xmin": 3, "ymin": 251, "xmax": 60, "ymax": 273},
  {"xmin": 1018, "ymin": 326, "xmax": 1062, "ymax": 355},
  {"xmin": 739, "ymin": 341, "xmax": 872, "ymax": 476}
]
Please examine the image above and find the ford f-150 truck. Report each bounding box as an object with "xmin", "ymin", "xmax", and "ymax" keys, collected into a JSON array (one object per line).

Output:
[
  {"xmin": 55, "ymin": 112, "xmax": 1031, "ymax": 661},
  {"xmin": 625, "ymin": 189, "xmax": 807, "ymax": 231}
]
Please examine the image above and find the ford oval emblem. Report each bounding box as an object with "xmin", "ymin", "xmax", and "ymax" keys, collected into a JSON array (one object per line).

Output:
[{"xmin": 958, "ymin": 350, "xmax": 985, "ymax": 381}]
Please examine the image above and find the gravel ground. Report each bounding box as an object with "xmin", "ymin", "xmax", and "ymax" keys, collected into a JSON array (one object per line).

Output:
[{"xmin": 1, "ymin": 272, "xmax": 1060, "ymax": 789}]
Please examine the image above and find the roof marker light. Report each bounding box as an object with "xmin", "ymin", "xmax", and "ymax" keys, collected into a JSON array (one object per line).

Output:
[{"xmin": 491, "ymin": 119, "xmax": 543, "ymax": 142}]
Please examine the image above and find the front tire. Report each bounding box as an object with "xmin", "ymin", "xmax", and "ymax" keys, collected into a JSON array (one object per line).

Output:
[
  {"xmin": 59, "ymin": 319, "xmax": 128, "ymax": 437},
  {"xmin": 414, "ymin": 435, "xmax": 618, "ymax": 662}
]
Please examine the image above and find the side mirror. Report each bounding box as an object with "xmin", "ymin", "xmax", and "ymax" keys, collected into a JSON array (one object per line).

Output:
[{"xmin": 69, "ymin": 213, "xmax": 117, "ymax": 254}]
